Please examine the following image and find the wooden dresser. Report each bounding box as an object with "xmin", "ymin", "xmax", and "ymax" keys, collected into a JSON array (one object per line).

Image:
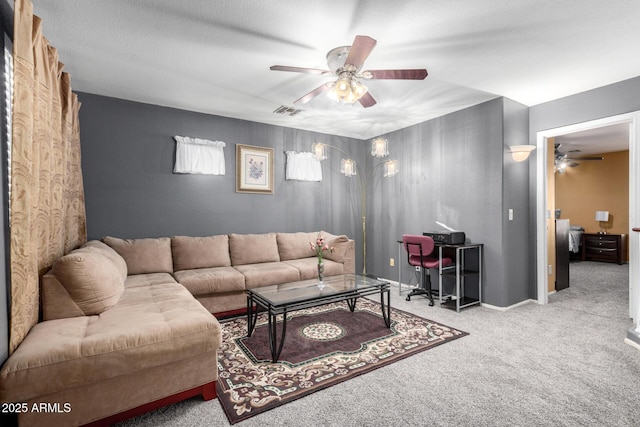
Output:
[{"xmin": 581, "ymin": 233, "xmax": 626, "ymax": 264}]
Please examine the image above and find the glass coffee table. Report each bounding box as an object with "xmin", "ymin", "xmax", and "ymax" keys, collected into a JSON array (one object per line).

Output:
[{"xmin": 246, "ymin": 274, "xmax": 391, "ymax": 362}]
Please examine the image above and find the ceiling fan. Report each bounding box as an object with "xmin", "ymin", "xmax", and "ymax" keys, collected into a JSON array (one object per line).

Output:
[
  {"xmin": 270, "ymin": 35, "xmax": 428, "ymax": 108},
  {"xmin": 554, "ymin": 143, "xmax": 603, "ymax": 171}
]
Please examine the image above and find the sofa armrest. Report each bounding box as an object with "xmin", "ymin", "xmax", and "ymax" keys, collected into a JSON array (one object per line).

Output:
[{"xmin": 341, "ymin": 239, "xmax": 356, "ymax": 274}]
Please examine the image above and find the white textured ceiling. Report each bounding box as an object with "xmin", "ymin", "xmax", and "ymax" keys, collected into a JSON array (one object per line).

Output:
[{"xmin": 30, "ymin": 0, "xmax": 640, "ymax": 141}]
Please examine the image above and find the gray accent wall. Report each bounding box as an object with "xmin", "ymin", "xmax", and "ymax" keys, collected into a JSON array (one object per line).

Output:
[
  {"xmin": 502, "ymin": 98, "xmax": 532, "ymax": 304},
  {"xmin": 530, "ymin": 76, "xmax": 640, "ymax": 134},
  {"xmin": 366, "ymin": 97, "xmax": 531, "ymax": 307},
  {"xmin": 79, "ymin": 93, "xmax": 533, "ymax": 308},
  {"xmin": 78, "ymin": 93, "xmax": 366, "ymax": 267}
]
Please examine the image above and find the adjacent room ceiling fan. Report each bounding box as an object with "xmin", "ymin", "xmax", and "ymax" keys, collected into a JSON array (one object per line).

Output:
[
  {"xmin": 270, "ymin": 35, "xmax": 428, "ymax": 108},
  {"xmin": 554, "ymin": 143, "xmax": 603, "ymax": 171}
]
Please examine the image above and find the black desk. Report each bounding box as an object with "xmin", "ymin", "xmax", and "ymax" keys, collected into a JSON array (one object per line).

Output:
[
  {"xmin": 436, "ymin": 243, "xmax": 483, "ymax": 312},
  {"xmin": 396, "ymin": 240, "xmax": 483, "ymax": 312}
]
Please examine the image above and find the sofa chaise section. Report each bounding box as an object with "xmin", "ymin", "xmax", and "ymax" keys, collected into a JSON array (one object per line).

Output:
[{"xmin": 0, "ymin": 241, "xmax": 221, "ymax": 426}]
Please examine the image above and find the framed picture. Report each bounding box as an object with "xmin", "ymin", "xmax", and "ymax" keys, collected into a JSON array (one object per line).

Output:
[{"xmin": 236, "ymin": 144, "xmax": 274, "ymax": 194}]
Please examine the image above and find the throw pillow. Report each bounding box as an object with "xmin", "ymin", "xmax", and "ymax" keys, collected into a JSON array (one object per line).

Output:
[
  {"xmin": 321, "ymin": 231, "xmax": 350, "ymax": 263},
  {"xmin": 53, "ymin": 242, "xmax": 126, "ymax": 315}
]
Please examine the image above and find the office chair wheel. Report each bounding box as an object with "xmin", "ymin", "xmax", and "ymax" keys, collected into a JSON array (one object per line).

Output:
[
  {"xmin": 428, "ymin": 300, "xmax": 434, "ymax": 307},
  {"xmin": 406, "ymin": 296, "xmax": 411, "ymax": 301}
]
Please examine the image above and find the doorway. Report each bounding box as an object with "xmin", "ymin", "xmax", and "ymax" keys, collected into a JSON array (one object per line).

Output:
[{"xmin": 535, "ymin": 112, "xmax": 640, "ymax": 323}]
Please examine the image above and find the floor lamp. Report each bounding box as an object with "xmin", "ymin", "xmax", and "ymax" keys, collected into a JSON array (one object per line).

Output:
[{"xmin": 313, "ymin": 139, "xmax": 398, "ymax": 275}]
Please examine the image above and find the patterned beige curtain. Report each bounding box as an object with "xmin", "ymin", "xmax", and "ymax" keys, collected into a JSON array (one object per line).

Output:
[{"xmin": 9, "ymin": 0, "xmax": 87, "ymax": 353}]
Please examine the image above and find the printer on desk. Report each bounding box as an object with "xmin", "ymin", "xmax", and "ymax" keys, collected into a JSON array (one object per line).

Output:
[{"xmin": 424, "ymin": 221, "xmax": 466, "ymax": 245}]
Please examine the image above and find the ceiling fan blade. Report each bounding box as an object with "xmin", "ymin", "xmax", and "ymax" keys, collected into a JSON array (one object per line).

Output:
[
  {"xmin": 569, "ymin": 156, "xmax": 604, "ymax": 160},
  {"xmin": 344, "ymin": 35, "xmax": 377, "ymax": 69},
  {"xmin": 364, "ymin": 69, "xmax": 428, "ymax": 80},
  {"xmin": 358, "ymin": 92, "xmax": 377, "ymax": 108},
  {"xmin": 270, "ymin": 65, "xmax": 332, "ymax": 75},
  {"xmin": 294, "ymin": 82, "xmax": 334, "ymax": 104}
]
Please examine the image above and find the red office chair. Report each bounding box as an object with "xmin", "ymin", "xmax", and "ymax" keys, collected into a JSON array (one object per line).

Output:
[{"xmin": 402, "ymin": 234, "xmax": 453, "ymax": 306}]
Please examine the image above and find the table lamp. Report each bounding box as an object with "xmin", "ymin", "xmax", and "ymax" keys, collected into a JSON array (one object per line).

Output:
[{"xmin": 595, "ymin": 211, "xmax": 609, "ymax": 234}]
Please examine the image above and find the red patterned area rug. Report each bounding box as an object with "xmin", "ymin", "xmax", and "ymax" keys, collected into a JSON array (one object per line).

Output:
[{"xmin": 216, "ymin": 298, "xmax": 468, "ymax": 424}]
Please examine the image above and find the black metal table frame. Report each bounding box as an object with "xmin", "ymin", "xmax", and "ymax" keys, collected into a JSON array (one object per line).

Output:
[{"xmin": 246, "ymin": 282, "xmax": 391, "ymax": 363}]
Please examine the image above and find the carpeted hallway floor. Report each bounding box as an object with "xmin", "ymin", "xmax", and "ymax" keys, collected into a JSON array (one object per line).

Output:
[{"xmin": 118, "ymin": 261, "xmax": 640, "ymax": 426}]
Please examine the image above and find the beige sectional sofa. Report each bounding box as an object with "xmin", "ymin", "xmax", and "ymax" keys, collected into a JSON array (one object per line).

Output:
[
  {"xmin": 169, "ymin": 231, "xmax": 355, "ymax": 314},
  {"xmin": 0, "ymin": 231, "xmax": 354, "ymax": 426}
]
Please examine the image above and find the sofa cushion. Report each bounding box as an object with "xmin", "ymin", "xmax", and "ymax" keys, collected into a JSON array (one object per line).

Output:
[
  {"xmin": 173, "ymin": 267, "xmax": 246, "ymax": 295},
  {"xmin": 276, "ymin": 231, "xmax": 318, "ymax": 261},
  {"xmin": 172, "ymin": 235, "xmax": 231, "ymax": 271},
  {"xmin": 103, "ymin": 236, "xmax": 173, "ymax": 274},
  {"xmin": 233, "ymin": 262, "xmax": 300, "ymax": 288},
  {"xmin": 0, "ymin": 281, "xmax": 221, "ymax": 403},
  {"xmin": 284, "ymin": 258, "xmax": 345, "ymax": 280},
  {"xmin": 52, "ymin": 241, "xmax": 127, "ymax": 315},
  {"xmin": 229, "ymin": 233, "xmax": 280, "ymax": 266},
  {"xmin": 125, "ymin": 272, "xmax": 178, "ymax": 288},
  {"xmin": 321, "ymin": 231, "xmax": 350, "ymax": 263}
]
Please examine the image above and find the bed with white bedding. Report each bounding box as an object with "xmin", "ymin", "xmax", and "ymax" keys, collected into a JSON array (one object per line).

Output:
[{"xmin": 569, "ymin": 225, "xmax": 584, "ymax": 253}]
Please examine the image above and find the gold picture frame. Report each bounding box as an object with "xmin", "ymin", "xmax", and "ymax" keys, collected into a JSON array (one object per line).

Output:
[{"xmin": 235, "ymin": 144, "xmax": 274, "ymax": 194}]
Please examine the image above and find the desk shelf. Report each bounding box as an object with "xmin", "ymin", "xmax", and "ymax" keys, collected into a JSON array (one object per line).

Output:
[
  {"xmin": 396, "ymin": 240, "xmax": 483, "ymax": 312},
  {"xmin": 441, "ymin": 296, "xmax": 480, "ymax": 310},
  {"xmin": 441, "ymin": 268, "xmax": 480, "ymax": 278},
  {"xmin": 438, "ymin": 243, "xmax": 483, "ymax": 312}
]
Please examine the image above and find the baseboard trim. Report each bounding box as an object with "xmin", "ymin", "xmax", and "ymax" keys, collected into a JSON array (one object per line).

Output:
[
  {"xmin": 625, "ymin": 327, "xmax": 640, "ymax": 351},
  {"xmin": 381, "ymin": 277, "xmax": 535, "ymax": 311},
  {"xmin": 480, "ymin": 299, "xmax": 536, "ymax": 312}
]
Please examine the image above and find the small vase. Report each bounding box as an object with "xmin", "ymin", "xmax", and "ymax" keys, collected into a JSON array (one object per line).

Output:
[{"xmin": 317, "ymin": 261, "xmax": 325, "ymax": 283}]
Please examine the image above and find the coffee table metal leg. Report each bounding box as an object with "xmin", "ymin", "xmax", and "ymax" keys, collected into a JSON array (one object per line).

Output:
[
  {"xmin": 268, "ymin": 310, "xmax": 288, "ymax": 363},
  {"xmin": 380, "ymin": 288, "xmax": 391, "ymax": 328},
  {"xmin": 346, "ymin": 297, "xmax": 357, "ymax": 312},
  {"xmin": 247, "ymin": 294, "xmax": 258, "ymax": 337}
]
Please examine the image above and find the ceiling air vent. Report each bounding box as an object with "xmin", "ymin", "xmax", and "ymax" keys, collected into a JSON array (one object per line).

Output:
[{"xmin": 273, "ymin": 106, "xmax": 302, "ymax": 116}]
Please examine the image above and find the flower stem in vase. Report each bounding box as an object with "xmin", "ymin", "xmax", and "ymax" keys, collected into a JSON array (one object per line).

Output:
[{"xmin": 317, "ymin": 261, "xmax": 325, "ymax": 286}]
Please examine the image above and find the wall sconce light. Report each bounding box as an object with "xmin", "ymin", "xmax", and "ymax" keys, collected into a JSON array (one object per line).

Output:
[
  {"xmin": 383, "ymin": 159, "xmax": 399, "ymax": 177},
  {"xmin": 595, "ymin": 210, "xmax": 609, "ymax": 234},
  {"xmin": 371, "ymin": 137, "xmax": 389, "ymax": 158},
  {"xmin": 312, "ymin": 142, "xmax": 327, "ymax": 161},
  {"xmin": 340, "ymin": 159, "xmax": 357, "ymax": 177},
  {"xmin": 508, "ymin": 145, "xmax": 536, "ymax": 162}
]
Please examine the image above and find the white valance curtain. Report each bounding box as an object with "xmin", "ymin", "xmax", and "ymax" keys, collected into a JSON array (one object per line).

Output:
[
  {"xmin": 174, "ymin": 136, "xmax": 225, "ymax": 175},
  {"xmin": 285, "ymin": 151, "xmax": 322, "ymax": 181}
]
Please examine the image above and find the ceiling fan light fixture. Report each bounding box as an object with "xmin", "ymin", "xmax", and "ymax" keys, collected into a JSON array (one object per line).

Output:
[
  {"xmin": 555, "ymin": 161, "xmax": 568, "ymax": 174},
  {"xmin": 352, "ymin": 79, "xmax": 368, "ymax": 98},
  {"xmin": 327, "ymin": 76, "xmax": 368, "ymax": 104},
  {"xmin": 335, "ymin": 77, "xmax": 351, "ymax": 98},
  {"xmin": 326, "ymin": 46, "xmax": 350, "ymax": 72}
]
